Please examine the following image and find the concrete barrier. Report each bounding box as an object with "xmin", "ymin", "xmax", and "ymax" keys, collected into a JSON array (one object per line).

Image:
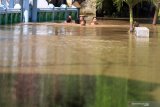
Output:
[{"xmin": 135, "ymin": 27, "xmax": 149, "ymax": 37}]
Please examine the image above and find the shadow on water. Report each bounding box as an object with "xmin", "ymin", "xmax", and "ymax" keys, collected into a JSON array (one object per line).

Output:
[{"xmin": 0, "ymin": 73, "xmax": 160, "ymax": 107}]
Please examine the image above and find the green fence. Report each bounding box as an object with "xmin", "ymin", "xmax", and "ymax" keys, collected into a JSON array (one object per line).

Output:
[
  {"xmin": 0, "ymin": 8, "xmax": 78, "ymax": 25},
  {"xmin": 0, "ymin": 11, "xmax": 21, "ymax": 25},
  {"xmin": 37, "ymin": 8, "xmax": 78, "ymax": 22},
  {"xmin": 0, "ymin": 13, "xmax": 5, "ymax": 25},
  {"xmin": 37, "ymin": 12, "xmax": 54, "ymax": 22},
  {"xmin": 70, "ymin": 11, "xmax": 77, "ymax": 20},
  {"xmin": 37, "ymin": 11, "xmax": 77, "ymax": 22},
  {"xmin": 6, "ymin": 13, "xmax": 21, "ymax": 24}
]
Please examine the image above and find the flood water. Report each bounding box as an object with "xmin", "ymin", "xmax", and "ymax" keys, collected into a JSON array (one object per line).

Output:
[{"xmin": 0, "ymin": 20, "xmax": 160, "ymax": 107}]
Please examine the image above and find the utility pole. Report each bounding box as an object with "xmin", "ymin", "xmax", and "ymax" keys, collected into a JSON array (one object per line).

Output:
[{"xmin": 9, "ymin": 0, "xmax": 14, "ymax": 8}]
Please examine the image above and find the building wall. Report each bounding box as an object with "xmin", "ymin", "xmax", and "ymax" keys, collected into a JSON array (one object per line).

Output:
[{"xmin": 47, "ymin": 0, "xmax": 96, "ymax": 15}]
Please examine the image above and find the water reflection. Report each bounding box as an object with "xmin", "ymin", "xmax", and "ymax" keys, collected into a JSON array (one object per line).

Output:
[
  {"xmin": 0, "ymin": 23, "xmax": 160, "ymax": 106},
  {"xmin": 0, "ymin": 73, "xmax": 159, "ymax": 107},
  {"xmin": 0, "ymin": 24, "xmax": 160, "ymax": 80}
]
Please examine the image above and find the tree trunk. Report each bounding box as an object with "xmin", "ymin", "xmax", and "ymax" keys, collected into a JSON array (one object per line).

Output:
[
  {"xmin": 129, "ymin": 6, "xmax": 133, "ymax": 32},
  {"xmin": 153, "ymin": 5, "xmax": 159, "ymax": 25}
]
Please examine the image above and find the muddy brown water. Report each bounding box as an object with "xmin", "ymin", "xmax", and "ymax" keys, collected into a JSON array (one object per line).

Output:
[{"xmin": 0, "ymin": 20, "xmax": 160, "ymax": 107}]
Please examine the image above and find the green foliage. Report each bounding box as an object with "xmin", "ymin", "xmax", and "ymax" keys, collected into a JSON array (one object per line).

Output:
[
  {"xmin": 113, "ymin": 0, "xmax": 154, "ymax": 10},
  {"xmin": 113, "ymin": 0, "xmax": 145, "ymax": 10},
  {"xmin": 96, "ymin": 0, "xmax": 104, "ymax": 13}
]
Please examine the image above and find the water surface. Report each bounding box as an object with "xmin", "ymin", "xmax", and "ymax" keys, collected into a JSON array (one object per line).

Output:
[{"xmin": 0, "ymin": 21, "xmax": 160, "ymax": 107}]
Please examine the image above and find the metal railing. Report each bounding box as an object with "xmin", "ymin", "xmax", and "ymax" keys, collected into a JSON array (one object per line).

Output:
[{"xmin": 0, "ymin": 7, "xmax": 79, "ymax": 25}]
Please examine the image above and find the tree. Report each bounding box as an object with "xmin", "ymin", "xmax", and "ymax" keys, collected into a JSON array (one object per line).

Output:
[
  {"xmin": 96, "ymin": 0, "xmax": 104, "ymax": 13},
  {"xmin": 113, "ymin": 0, "xmax": 150, "ymax": 32},
  {"xmin": 152, "ymin": 0, "xmax": 160, "ymax": 25}
]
